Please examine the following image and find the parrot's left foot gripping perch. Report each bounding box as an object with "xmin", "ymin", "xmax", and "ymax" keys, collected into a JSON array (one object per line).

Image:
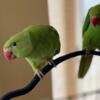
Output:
[
  {"xmin": 48, "ymin": 59, "xmax": 56, "ymax": 67},
  {"xmin": 35, "ymin": 59, "xmax": 56, "ymax": 80},
  {"xmin": 85, "ymin": 49, "xmax": 91, "ymax": 55},
  {"xmin": 35, "ymin": 70, "xmax": 44, "ymax": 79}
]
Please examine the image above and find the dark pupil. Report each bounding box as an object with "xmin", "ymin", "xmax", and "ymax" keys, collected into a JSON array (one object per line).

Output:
[{"xmin": 12, "ymin": 42, "xmax": 16, "ymax": 46}]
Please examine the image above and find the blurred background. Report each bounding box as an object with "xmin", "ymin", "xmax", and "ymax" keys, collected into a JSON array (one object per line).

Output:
[{"xmin": 0, "ymin": 0, "xmax": 100, "ymax": 100}]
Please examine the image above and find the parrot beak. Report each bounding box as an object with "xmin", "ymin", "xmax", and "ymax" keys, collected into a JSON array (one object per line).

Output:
[
  {"xmin": 3, "ymin": 48, "xmax": 16, "ymax": 60},
  {"xmin": 91, "ymin": 16, "xmax": 100, "ymax": 27}
]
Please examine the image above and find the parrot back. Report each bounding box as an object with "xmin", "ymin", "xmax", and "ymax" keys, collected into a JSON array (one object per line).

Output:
[{"xmin": 26, "ymin": 25, "xmax": 60, "ymax": 59}]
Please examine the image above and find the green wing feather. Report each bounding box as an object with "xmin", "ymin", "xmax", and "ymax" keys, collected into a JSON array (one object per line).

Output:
[{"xmin": 82, "ymin": 9, "xmax": 90, "ymax": 36}]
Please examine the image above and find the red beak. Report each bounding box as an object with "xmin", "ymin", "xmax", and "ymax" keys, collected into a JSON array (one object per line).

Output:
[
  {"xmin": 91, "ymin": 16, "xmax": 100, "ymax": 27},
  {"xmin": 3, "ymin": 48, "xmax": 16, "ymax": 60}
]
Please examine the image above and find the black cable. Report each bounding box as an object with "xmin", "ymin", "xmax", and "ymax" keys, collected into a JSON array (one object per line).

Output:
[{"xmin": 1, "ymin": 50, "xmax": 100, "ymax": 100}]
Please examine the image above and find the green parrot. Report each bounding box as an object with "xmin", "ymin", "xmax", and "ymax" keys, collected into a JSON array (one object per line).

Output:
[
  {"xmin": 3, "ymin": 25, "xmax": 60, "ymax": 78},
  {"xmin": 78, "ymin": 4, "xmax": 100, "ymax": 78}
]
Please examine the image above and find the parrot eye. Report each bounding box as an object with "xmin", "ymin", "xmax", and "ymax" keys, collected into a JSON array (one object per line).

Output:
[{"xmin": 12, "ymin": 42, "xmax": 17, "ymax": 48}]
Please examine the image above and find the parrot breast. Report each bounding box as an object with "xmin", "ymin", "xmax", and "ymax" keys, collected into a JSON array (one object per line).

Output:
[
  {"xmin": 91, "ymin": 16, "xmax": 100, "ymax": 27},
  {"xmin": 3, "ymin": 48, "xmax": 16, "ymax": 60}
]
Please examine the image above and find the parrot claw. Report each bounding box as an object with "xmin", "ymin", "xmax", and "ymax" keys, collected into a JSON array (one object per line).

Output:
[
  {"xmin": 48, "ymin": 59, "xmax": 56, "ymax": 67},
  {"xmin": 85, "ymin": 49, "xmax": 91, "ymax": 55},
  {"xmin": 35, "ymin": 70, "xmax": 44, "ymax": 79}
]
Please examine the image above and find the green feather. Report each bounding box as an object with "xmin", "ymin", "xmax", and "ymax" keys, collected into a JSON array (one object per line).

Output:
[
  {"xmin": 78, "ymin": 55, "xmax": 93, "ymax": 78},
  {"xmin": 82, "ymin": 9, "xmax": 90, "ymax": 35}
]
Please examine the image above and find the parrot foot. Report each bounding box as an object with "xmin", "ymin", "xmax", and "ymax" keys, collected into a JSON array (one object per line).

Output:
[
  {"xmin": 34, "ymin": 70, "xmax": 44, "ymax": 79},
  {"xmin": 48, "ymin": 59, "xmax": 56, "ymax": 67},
  {"xmin": 85, "ymin": 49, "xmax": 91, "ymax": 55}
]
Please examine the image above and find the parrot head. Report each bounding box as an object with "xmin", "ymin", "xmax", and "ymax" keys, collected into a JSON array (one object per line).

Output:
[
  {"xmin": 90, "ymin": 4, "xmax": 100, "ymax": 27},
  {"xmin": 3, "ymin": 31, "xmax": 33, "ymax": 60}
]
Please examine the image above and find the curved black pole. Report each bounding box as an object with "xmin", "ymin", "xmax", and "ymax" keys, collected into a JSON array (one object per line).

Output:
[{"xmin": 1, "ymin": 50, "xmax": 100, "ymax": 100}]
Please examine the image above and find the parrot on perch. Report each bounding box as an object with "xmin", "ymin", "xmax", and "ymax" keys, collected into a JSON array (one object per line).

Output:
[
  {"xmin": 78, "ymin": 4, "xmax": 100, "ymax": 78},
  {"xmin": 3, "ymin": 25, "xmax": 60, "ymax": 79}
]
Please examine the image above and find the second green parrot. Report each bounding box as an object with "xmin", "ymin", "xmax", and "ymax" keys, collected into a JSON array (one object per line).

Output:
[
  {"xmin": 3, "ymin": 25, "xmax": 60, "ymax": 78},
  {"xmin": 78, "ymin": 4, "xmax": 100, "ymax": 78}
]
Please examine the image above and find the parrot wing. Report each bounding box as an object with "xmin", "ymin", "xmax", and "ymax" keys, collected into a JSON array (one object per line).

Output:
[{"xmin": 82, "ymin": 9, "xmax": 90, "ymax": 36}]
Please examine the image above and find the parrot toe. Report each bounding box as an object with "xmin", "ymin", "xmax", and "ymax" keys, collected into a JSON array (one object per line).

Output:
[{"xmin": 34, "ymin": 70, "xmax": 44, "ymax": 79}]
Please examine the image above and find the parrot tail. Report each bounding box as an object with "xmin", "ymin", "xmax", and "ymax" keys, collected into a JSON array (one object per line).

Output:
[{"xmin": 78, "ymin": 55, "xmax": 93, "ymax": 78}]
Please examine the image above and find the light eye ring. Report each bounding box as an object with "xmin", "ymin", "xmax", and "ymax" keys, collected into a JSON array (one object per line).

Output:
[{"xmin": 12, "ymin": 42, "xmax": 17, "ymax": 48}]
